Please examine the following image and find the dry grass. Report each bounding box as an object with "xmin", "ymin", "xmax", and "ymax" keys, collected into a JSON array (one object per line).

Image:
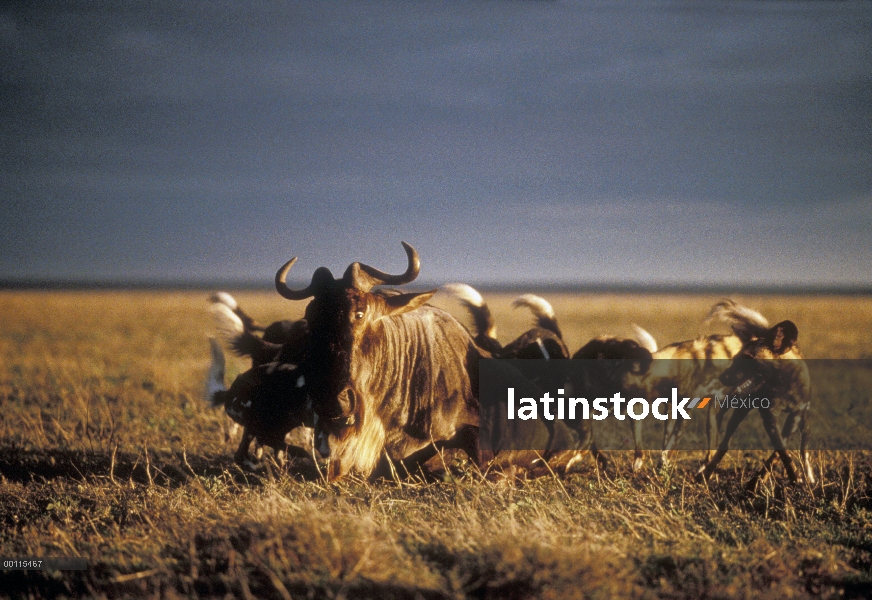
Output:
[{"xmin": 1, "ymin": 290, "xmax": 871, "ymax": 599}]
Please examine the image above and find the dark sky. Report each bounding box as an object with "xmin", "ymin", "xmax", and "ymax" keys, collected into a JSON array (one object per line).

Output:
[{"xmin": 2, "ymin": 1, "xmax": 870, "ymax": 287}]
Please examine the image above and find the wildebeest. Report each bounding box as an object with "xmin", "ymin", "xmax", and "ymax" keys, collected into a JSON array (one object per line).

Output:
[
  {"xmin": 620, "ymin": 301, "xmax": 766, "ymax": 471},
  {"xmin": 696, "ymin": 318, "xmax": 816, "ymax": 489},
  {"xmin": 274, "ymin": 242, "xmax": 485, "ymax": 479}
]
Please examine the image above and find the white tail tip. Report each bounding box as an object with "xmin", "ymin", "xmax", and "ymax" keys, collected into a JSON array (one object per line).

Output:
[
  {"xmin": 211, "ymin": 302, "xmax": 244, "ymax": 343},
  {"xmin": 210, "ymin": 291, "xmax": 238, "ymax": 311},
  {"xmin": 631, "ymin": 324, "xmax": 658, "ymax": 354},
  {"xmin": 706, "ymin": 300, "xmax": 770, "ymax": 338},
  {"xmin": 512, "ymin": 294, "xmax": 555, "ymax": 320},
  {"xmin": 441, "ymin": 282, "xmax": 485, "ymax": 307}
]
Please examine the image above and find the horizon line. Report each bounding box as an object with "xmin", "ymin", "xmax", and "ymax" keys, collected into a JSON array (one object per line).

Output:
[{"xmin": 1, "ymin": 278, "xmax": 870, "ymax": 296}]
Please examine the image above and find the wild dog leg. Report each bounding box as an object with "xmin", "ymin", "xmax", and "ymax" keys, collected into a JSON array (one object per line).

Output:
[
  {"xmin": 761, "ymin": 408, "xmax": 815, "ymax": 484},
  {"xmin": 233, "ymin": 429, "xmax": 255, "ymax": 466},
  {"xmin": 696, "ymin": 407, "xmax": 752, "ymax": 481},
  {"xmin": 748, "ymin": 410, "xmax": 800, "ymax": 488},
  {"xmin": 631, "ymin": 418, "xmax": 645, "ymax": 472},
  {"xmin": 798, "ymin": 407, "xmax": 816, "ymax": 485},
  {"xmin": 756, "ymin": 407, "xmax": 800, "ymax": 485},
  {"xmin": 659, "ymin": 418, "xmax": 684, "ymax": 469},
  {"xmin": 225, "ymin": 421, "xmax": 241, "ymax": 443},
  {"xmin": 706, "ymin": 402, "xmax": 728, "ymax": 462},
  {"xmin": 589, "ymin": 439, "xmax": 612, "ymax": 472}
]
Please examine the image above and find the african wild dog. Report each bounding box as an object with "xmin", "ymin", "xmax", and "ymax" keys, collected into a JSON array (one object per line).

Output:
[
  {"xmin": 443, "ymin": 283, "xmax": 649, "ymax": 473},
  {"xmin": 507, "ymin": 294, "xmax": 569, "ymax": 360},
  {"xmin": 569, "ymin": 336, "xmax": 654, "ymax": 471},
  {"xmin": 210, "ymin": 292, "xmax": 308, "ymax": 367},
  {"xmin": 441, "ymin": 284, "xmax": 570, "ymax": 360},
  {"xmin": 441, "ymin": 284, "xmax": 571, "ymax": 398},
  {"xmin": 206, "ymin": 293, "xmax": 313, "ymax": 468},
  {"xmin": 621, "ymin": 301, "xmax": 770, "ymax": 472},
  {"xmin": 206, "ymin": 339, "xmax": 312, "ymax": 468},
  {"xmin": 696, "ymin": 319, "xmax": 815, "ymax": 489}
]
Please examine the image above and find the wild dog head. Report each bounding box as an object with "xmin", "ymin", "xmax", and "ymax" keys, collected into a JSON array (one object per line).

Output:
[
  {"xmin": 719, "ymin": 320, "xmax": 808, "ymax": 409},
  {"xmin": 570, "ymin": 337, "xmax": 653, "ymax": 401}
]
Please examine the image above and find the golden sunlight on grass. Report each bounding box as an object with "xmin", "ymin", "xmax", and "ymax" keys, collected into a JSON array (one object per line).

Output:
[{"xmin": 1, "ymin": 290, "xmax": 870, "ymax": 598}]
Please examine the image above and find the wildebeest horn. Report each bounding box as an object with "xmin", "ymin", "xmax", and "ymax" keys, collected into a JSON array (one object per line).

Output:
[
  {"xmin": 345, "ymin": 241, "xmax": 420, "ymax": 291},
  {"xmin": 275, "ymin": 259, "xmax": 335, "ymax": 300}
]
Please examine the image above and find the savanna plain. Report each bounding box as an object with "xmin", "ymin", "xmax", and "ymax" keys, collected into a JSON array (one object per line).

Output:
[{"xmin": 1, "ymin": 290, "xmax": 871, "ymax": 599}]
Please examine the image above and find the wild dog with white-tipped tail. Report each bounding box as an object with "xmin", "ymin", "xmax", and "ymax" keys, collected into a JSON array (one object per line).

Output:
[
  {"xmin": 621, "ymin": 300, "xmax": 770, "ymax": 472},
  {"xmin": 206, "ymin": 293, "xmax": 314, "ymax": 468},
  {"xmin": 441, "ymin": 284, "xmax": 570, "ymax": 360},
  {"xmin": 696, "ymin": 317, "xmax": 815, "ymax": 489}
]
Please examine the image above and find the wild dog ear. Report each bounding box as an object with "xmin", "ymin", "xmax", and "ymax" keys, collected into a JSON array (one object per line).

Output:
[
  {"xmin": 381, "ymin": 290, "xmax": 437, "ymax": 318},
  {"xmin": 632, "ymin": 347, "xmax": 653, "ymax": 375},
  {"xmin": 767, "ymin": 320, "xmax": 798, "ymax": 354}
]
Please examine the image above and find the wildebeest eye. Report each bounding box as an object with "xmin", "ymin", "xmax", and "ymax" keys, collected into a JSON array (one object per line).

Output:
[{"xmin": 354, "ymin": 311, "xmax": 365, "ymax": 320}]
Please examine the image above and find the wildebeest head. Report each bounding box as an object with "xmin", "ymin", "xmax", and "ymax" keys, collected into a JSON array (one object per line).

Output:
[
  {"xmin": 719, "ymin": 320, "xmax": 800, "ymax": 394},
  {"xmin": 274, "ymin": 242, "xmax": 435, "ymax": 454}
]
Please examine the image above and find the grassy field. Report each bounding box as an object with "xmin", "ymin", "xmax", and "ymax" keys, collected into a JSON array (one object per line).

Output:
[{"xmin": 1, "ymin": 290, "xmax": 871, "ymax": 598}]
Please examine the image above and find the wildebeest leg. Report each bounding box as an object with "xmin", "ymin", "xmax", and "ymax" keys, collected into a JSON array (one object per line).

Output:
[
  {"xmin": 371, "ymin": 426, "xmax": 481, "ymax": 481},
  {"xmin": 695, "ymin": 407, "xmax": 752, "ymax": 482},
  {"xmin": 374, "ymin": 446, "xmax": 439, "ymax": 480},
  {"xmin": 454, "ymin": 425, "xmax": 482, "ymax": 469},
  {"xmin": 428, "ymin": 425, "xmax": 480, "ymax": 472},
  {"xmin": 752, "ymin": 407, "xmax": 800, "ymax": 488},
  {"xmin": 631, "ymin": 418, "xmax": 645, "ymax": 472},
  {"xmin": 234, "ymin": 429, "xmax": 255, "ymax": 466}
]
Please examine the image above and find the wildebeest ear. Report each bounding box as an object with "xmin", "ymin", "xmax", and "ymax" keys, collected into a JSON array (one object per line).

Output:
[
  {"xmin": 767, "ymin": 320, "xmax": 798, "ymax": 354},
  {"xmin": 381, "ymin": 290, "xmax": 437, "ymax": 317}
]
